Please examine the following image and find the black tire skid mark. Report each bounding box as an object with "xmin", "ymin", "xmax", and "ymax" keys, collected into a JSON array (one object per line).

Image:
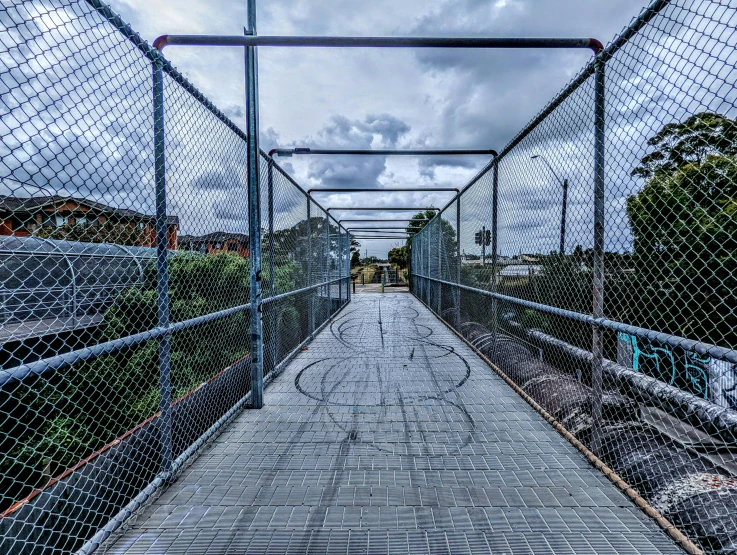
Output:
[
  {"xmin": 408, "ymin": 298, "xmax": 476, "ymax": 456},
  {"xmin": 295, "ymin": 296, "xmax": 476, "ymax": 457}
]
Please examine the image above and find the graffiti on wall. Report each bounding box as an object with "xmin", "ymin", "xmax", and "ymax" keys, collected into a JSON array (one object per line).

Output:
[{"xmin": 617, "ymin": 332, "xmax": 737, "ymax": 410}]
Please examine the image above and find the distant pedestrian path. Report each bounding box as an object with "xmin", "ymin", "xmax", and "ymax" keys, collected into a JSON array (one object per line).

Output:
[{"xmin": 107, "ymin": 295, "xmax": 681, "ymax": 554}]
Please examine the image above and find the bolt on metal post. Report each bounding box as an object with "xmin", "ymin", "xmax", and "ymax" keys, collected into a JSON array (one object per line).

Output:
[
  {"xmin": 245, "ymin": 1, "xmax": 264, "ymax": 409},
  {"xmin": 153, "ymin": 59, "xmax": 173, "ymax": 473}
]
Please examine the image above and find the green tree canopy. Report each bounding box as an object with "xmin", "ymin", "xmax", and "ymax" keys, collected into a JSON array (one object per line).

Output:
[
  {"xmin": 405, "ymin": 209, "xmax": 437, "ymax": 238},
  {"xmin": 627, "ymin": 113, "xmax": 737, "ymax": 348},
  {"xmin": 388, "ymin": 246, "xmax": 407, "ymax": 269},
  {"xmin": 631, "ymin": 111, "xmax": 737, "ymax": 179}
]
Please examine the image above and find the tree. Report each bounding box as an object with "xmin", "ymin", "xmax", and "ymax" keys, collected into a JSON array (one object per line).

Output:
[
  {"xmin": 405, "ymin": 209, "xmax": 437, "ymax": 238},
  {"xmin": 627, "ymin": 113, "xmax": 737, "ymax": 349},
  {"xmin": 350, "ymin": 250, "xmax": 360, "ymax": 267},
  {"xmin": 388, "ymin": 246, "xmax": 407, "ymax": 269},
  {"xmin": 403, "ymin": 209, "xmax": 459, "ymax": 279},
  {"xmin": 632, "ymin": 111, "xmax": 737, "ymax": 179},
  {"xmin": 350, "ymin": 236, "xmax": 360, "ymax": 255},
  {"xmin": 2, "ymin": 252, "xmax": 253, "ymax": 512}
]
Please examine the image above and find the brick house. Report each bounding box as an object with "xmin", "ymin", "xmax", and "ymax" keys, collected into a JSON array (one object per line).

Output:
[
  {"xmin": 179, "ymin": 232, "xmax": 249, "ymax": 257},
  {"xmin": 0, "ymin": 195, "xmax": 179, "ymax": 249}
]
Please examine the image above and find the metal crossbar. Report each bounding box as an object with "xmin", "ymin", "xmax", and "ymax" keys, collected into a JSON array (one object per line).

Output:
[
  {"xmin": 308, "ymin": 188, "xmax": 460, "ymax": 193},
  {"xmin": 272, "ymin": 148, "xmax": 496, "ymax": 156},
  {"xmin": 340, "ymin": 218, "xmax": 431, "ymax": 222},
  {"xmin": 328, "ymin": 207, "xmax": 440, "ymax": 211},
  {"xmin": 154, "ymin": 35, "xmax": 603, "ymax": 52}
]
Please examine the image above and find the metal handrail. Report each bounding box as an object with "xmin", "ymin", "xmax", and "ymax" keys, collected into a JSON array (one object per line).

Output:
[
  {"xmin": 412, "ymin": 273, "xmax": 737, "ymax": 365},
  {"xmin": 0, "ymin": 275, "xmax": 349, "ymax": 388}
]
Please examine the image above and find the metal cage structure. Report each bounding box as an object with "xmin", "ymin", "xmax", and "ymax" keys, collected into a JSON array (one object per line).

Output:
[{"xmin": 1, "ymin": 0, "xmax": 737, "ymax": 553}]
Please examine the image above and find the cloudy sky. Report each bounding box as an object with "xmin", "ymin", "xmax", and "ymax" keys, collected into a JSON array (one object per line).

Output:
[
  {"xmin": 104, "ymin": 0, "xmax": 659, "ymax": 256},
  {"xmin": 3, "ymin": 0, "xmax": 731, "ymax": 259}
]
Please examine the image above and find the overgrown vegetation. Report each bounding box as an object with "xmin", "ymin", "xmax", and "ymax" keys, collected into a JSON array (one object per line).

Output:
[{"xmin": 1, "ymin": 252, "xmax": 256, "ymax": 512}]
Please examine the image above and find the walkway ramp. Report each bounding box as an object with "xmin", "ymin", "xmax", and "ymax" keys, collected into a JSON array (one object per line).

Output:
[{"xmin": 108, "ymin": 294, "xmax": 681, "ymax": 554}]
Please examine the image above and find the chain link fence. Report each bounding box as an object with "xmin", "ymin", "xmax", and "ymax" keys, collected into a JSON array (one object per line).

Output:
[
  {"xmin": 0, "ymin": 1, "xmax": 349, "ymax": 553},
  {"xmin": 412, "ymin": 0, "xmax": 737, "ymax": 552}
]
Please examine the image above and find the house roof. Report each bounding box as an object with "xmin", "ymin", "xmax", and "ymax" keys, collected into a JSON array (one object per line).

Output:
[
  {"xmin": 0, "ymin": 195, "xmax": 179, "ymax": 226},
  {"xmin": 179, "ymin": 232, "xmax": 249, "ymax": 243}
]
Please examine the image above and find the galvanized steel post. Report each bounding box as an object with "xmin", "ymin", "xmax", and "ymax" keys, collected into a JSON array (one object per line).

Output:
[
  {"xmin": 326, "ymin": 215, "xmax": 332, "ymax": 314},
  {"xmin": 423, "ymin": 231, "xmax": 428, "ymax": 304},
  {"xmin": 436, "ymin": 218, "xmax": 441, "ymax": 314},
  {"xmin": 338, "ymin": 226, "xmax": 343, "ymax": 304},
  {"xmin": 307, "ymin": 202, "xmax": 314, "ymax": 334},
  {"xmin": 346, "ymin": 231, "xmax": 352, "ymax": 302},
  {"xmin": 267, "ymin": 158, "xmax": 276, "ymax": 373},
  {"xmin": 419, "ymin": 231, "xmax": 425, "ymax": 302},
  {"xmin": 561, "ymin": 178, "xmax": 568, "ymax": 255},
  {"xmin": 491, "ymin": 161, "xmax": 499, "ymax": 354},
  {"xmin": 245, "ymin": 0, "xmax": 264, "ymax": 409},
  {"xmin": 591, "ymin": 56, "xmax": 606, "ymax": 454},
  {"xmin": 456, "ymin": 196, "xmax": 461, "ymax": 328},
  {"xmin": 153, "ymin": 59, "xmax": 173, "ymax": 472}
]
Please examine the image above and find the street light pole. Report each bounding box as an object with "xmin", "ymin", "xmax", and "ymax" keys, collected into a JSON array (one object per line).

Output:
[
  {"xmin": 531, "ymin": 154, "xmax": 568, "ymax": 254},
  {"xmin": 560, "ymin": 178, "xmax": 568, "ymax": 255}
]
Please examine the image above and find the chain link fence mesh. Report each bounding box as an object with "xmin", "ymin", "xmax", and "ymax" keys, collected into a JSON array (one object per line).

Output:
[
  {"xmin": 412, "ymin": 0, "xmax": 737, "ymax": 552},
  {"xmin": 0, "ymin": 1, "xmax": 349, "ymax": 553}
]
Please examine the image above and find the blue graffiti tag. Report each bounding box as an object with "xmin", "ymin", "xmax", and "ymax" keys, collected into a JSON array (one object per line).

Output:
[{"xmin": 617, "ymin": 332, "xmax": 709, "ymax": 399}]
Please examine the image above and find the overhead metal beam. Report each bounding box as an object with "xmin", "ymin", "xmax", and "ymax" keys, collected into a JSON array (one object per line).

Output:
[
  {"xmin": 153, "ymin": 35, "xmax": 604, "ymax": 53},
  {"xmin": 273, "ymin": 148, "xmax": 494, "ymax": 157},
  {"xmin": 307, "ymin": 187, "xmax": 459, "ymax": 194},
  {"xmin": 339, "ymin": 218, "xmax": 431, "ymax": 223},
  {"xmin": 346, "ymin": 227, "xmax": 410, "ymax": 230},
  {"xmin": 327, "ymin": 207, "xmax": 438, "ymax": 212}
]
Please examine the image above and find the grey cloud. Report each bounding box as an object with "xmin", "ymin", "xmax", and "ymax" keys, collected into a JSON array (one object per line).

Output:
[
  {"xmin": 301, "ymin": 113, "xmax": 411, "ymax": 189},
  {"xmin": 222, "ymin": 104, "xmax": 245, "ymax": 123},
  {"xmin": 190, "ymin": 169, "xmax": 241, "ymax": 191},
  {"xmin": 260, "ymin": 126, "xmax": 281, "ymax": 153},
  {"xmin": 212, "ymin": 196, "xmax": 248, "ymax": 223}
]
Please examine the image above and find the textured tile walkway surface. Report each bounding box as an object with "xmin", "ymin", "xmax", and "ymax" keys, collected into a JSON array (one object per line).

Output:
[{"xmin": 109, "ymin": 294, "xmax": 682, "ymax": 554}]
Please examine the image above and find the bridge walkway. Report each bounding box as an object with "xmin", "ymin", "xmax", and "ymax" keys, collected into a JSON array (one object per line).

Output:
[{"xmin": 108, "ymin": 294, "xmax": 682, "ymax": 555}]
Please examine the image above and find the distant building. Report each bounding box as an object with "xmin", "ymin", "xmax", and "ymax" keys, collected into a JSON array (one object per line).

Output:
[
  {"xmin": 0, "ymin": 195, "xmax": 179, "ymax": 249},
  {"xmin": 499, "ymin": 264, "xmax": 541, "ymax": 278},
  {"xmin": 179, "ymin": 232, "xmax": 250, "ymax": 258},
  {"xmin": 512, "ymin": 254, "xmax": 540, "ymax": 263}
]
